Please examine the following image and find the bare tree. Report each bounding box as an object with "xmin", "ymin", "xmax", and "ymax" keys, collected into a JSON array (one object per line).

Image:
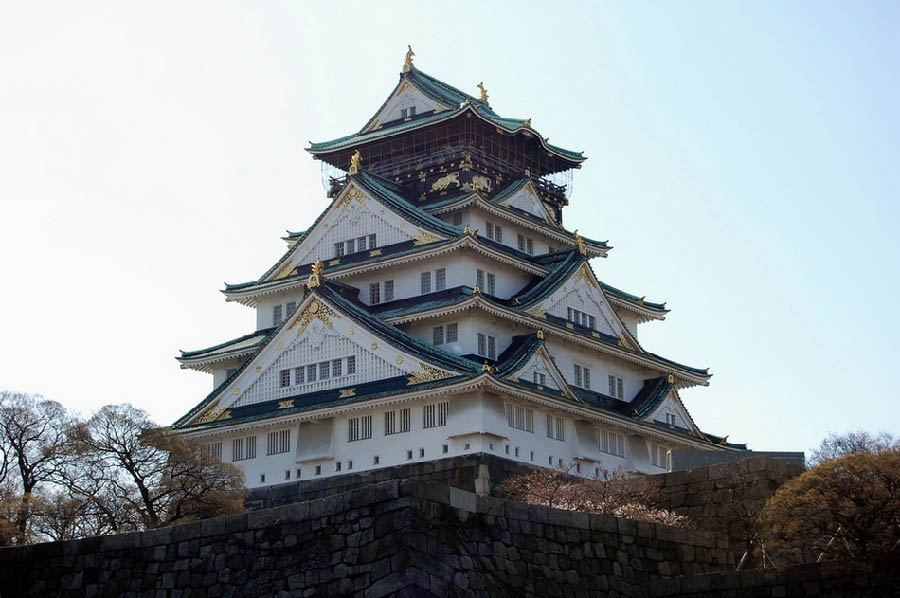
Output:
[
  {"xmin": 68, "ymin": 404, "xmax": 246, "ymax": 529},
  {"xmin": 0, "ymin": 391, "xmax": 69, "ymax": 536},
  {"xmin": 809, "ymin": 430, "xmax": 900, "ymax": 467}
]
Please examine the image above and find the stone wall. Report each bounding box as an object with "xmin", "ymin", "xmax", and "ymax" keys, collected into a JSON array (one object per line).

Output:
[{"xmin": 2, "ymin": 480, "xmax": 732, "ymax": 598}]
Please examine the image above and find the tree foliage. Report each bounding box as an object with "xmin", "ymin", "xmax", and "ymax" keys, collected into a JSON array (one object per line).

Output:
[
  {"xmin": 760, "ymin": 450, "xmax": 900, "ymax": 566},
  {"xmin": 497, "ymin": 464, "xmax": 692, "ymax": 528}
]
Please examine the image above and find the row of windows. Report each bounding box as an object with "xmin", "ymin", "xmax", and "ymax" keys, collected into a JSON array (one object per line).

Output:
[
  {"xmin": 432, "ymin": 323, "xmax": 459, "ymax": 346},
  {"xmin": 485, "ymin": 221, "xmax": 503, "ymax": 243},
  {"xmin": 349, "ymin": 401, "xmax": 448, "ymax": 442},
  {"xmin": 650, "ymin": 443, "xmax": 669, "ymax": 468},
  {"xmin": 600, "ymin": 429, "xmax": 625, "ymax": 457},
  {"xmin": 475, "ymin": 269, "xmax": 496, "ymax": 295},
  {"xmin": 546, "ymin": 415, "xmax": 565, "ymax": 441},
  {"xmin": 567, "ymin": 307, "xmax": 596, "ymax": 330},
  {"xmin": 506, "ymin": 404, "xmax": 534, "ymax": 432},
  {"xmin": 399, "ymin": 105, "xmax": 417, "ymax": 119},
  {"xmin": 477, "ymin": 333, "xmax": 497, "ymax": 360},
  {"xmin": 420, "ymin": 268, "xmax": 446, "ymax": 294},
  {"xmin": 573, "ymin": 364, "xmax": 591, "ymax": 389},
  {"xmin": 334, "ymin": 234, "xmax": 377, "ymax": 258},
  {"xmin": 517, "ymin": 233, "xmax": 534, "ymax": 255},
  {"xmin": 279, "ymin": 356, "xmax": 356, "ymax": 388},
  {"xmin": 608, "ymin": 375, "xmax": 625, "ymax": 399}
]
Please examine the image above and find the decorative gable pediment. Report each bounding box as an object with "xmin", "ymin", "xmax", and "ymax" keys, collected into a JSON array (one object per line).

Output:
[
  {"xmin": 362, "ymin": 80, "xmax": 450, "ymax": 133},
  {"xmin": 534, "ymin": 265, "xmax": 624, "ymax": 338},
  {"xmin": 188, "ymin": 294, "xmax": 460, "ymax": 424},
  {"xmin": 495, "ymin": 181, "xmax": 555, "ymax": 224},
  {"xmin": 264, "ymin": 183, "xmax": 446, "ymax": 281},
  {"xmin": 644, "ymin": 392, "xmax": 695, "ymax": 432},
  {"xmin": 504, "ymin": 344, "xmax": 577, "ymax": 399}
]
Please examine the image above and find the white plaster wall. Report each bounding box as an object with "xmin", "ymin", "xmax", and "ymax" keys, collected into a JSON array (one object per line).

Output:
[
  {"xmin": 255, "ymin": 292, "xmax": 305, "ymax": 331},
  {"xmin": 619, "ymin": 313, "xmax": 640, "ymax": 339},
  {"xmin": 401, "ymin": 311, "xmax": 531, "ymax": 360},
  {"xmin": 211, "ymin": 358, "xmax": 247, "ymax": 389},
  {"xmin": 544, "ymin": 338, "xmax": 652, "ymax": 401}
]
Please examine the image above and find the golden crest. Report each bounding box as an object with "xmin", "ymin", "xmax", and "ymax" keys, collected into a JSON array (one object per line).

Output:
[
  {"xmin": 407, "ymin": 362, "xmax": 454, "ymax": 386},
  {"xmin": 339, "ymin": 388, "xmax": 356, "ymax": 398},
  {"xmin": 431, "ymin": 172, "xmax": 460, "ymax": 191},
  {"xmin": 288, "ymin": 298, "xmax": 336, "ymax": 335},
  {"xmin": 279, "ymin": 400, "xmax": 294, "ymax": 409},
  {"xmin": 413, "ymin": 229, "xmax": 441, "ymax": 246},
  {"xmin": 471, "ymin": 175, "xmax": 492, "ymax": 193}
]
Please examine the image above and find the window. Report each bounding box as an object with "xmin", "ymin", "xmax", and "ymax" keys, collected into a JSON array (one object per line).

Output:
[
  {"xmin": 476, "ymin": 269, "xmax": 484, "ymax": 290},
  {"xmin": 369, "ymin": 282, "xmax": 381, "ymax": 305},
  {"xmin": 270, "ymin": 355, "xmax": 363, "ymax": 388},
  {"xmin": 357, "ymin": 236, "xmax": 367, "ymax": 251},
  {"xmin": 400, "ymin": 105, "xmax": 417, "ymax": 118},
  {"xmin": 368, "ymin": 233, "xmax": 377, "ymax": 249},
  {"xmin": 432, "ymin": 326, "xmax": 444, "ymax": 346},
  {"xmin": 435, "ymin": 268, "xmax": 446, "ymax": 291},
  {"xmin": 201, "ymin": 442, "xmax": 222, "ymax": 459},
  {"xmin": 533, "ymin": 372, "xmax": 546, "ymax": 386},
  {"xmin": 286, "ymin": 301, "xmax": 296, "ymax": 315},
  {"xmin": 399, "ymin": 407, "xmax": 410, "ymax": 432},
  {"xmin": 296, "ymin": 468, "xmax": 302, "ymax": 478},
  {"xmin": 506, "ymin": 404, "xmax": 534, "ymax": 432},
  {"xmin": 373, "ymin": 455, "xmax": 379, "ymax": 465},
  {"xmin": 315, "ymin": 465, "xmax": 321, "ymax": 476},
  {"xmin": 334, "ymin": 242, "xmax": 344, "ymax": 258},
  {"xmin": 407, "ymin": 449, "xmax": 413, "ymax": 460},
  {"xmin": 421, "ymin": 271, "xmax": 431, "ymax": 294},
  {"xmin": 477, "ymin": 270, "xmax": 496, "ymax": 295},
  {"xmin": 423, "ymin": 402, "xmax": 449, "ymax": 428},
  {"xmin": 285, "ymin": 470, "xmax": 290, "ymax": 480},
  {"xmin": 335, "ymin": 461, "xmax": 341, "ymax": 472},
  {"xmin": 546, "ymin": 415, "xmax": 565, "ymax": 441},
  {"xmin": 332, "ymin": 359, "xmax": 342, "ymax": 377},
  {"xmin": 487, "ymin": 273, "xmax": 495, "ymax": 295},
  {"xmin": 517, "ymin": 234, "xmax": 534, "ymax": 255},
  {"xmin": 294, "ymin": 366, "xmax": 305, "ymax": 384},
  {"xmin": 446, "ymin": 323, "xmax": 458, "ymax": 343},
  {"xmin": 443, "ymin": 444, "xmax": 448, "ymax": 454},
  {"xmin": 279, "ymin": 369, "xmax": 291, "ymax": 388},
  {"xmin": 419, "ymin": 447, "xmax": 425, "ymax": 458},
  {"xmin": 384, "ymin": 280, "xmax": 394, "ymax": 301},
  {"xmin": 348, "ymin": 415, "xmax": 372, "ymax": 442},
  {"xmin": 319, "ymin": 361, "xmax": 330, "ymax": 380},
  {"xmin": 477, "ymin": 333, "xmax": 496, "ymax": 360},
  {"xmin": 574, "ymin": 364, "xmax": 591, "ymax": 389},
  {"xmin": 260, "ymin": 474, "xmax": 266, "ymax": 483},
  {"xmin": 665, "ymin": 413, "xmax": 676, "ymax": 426},
  {"xmin": 600, "ymin": 429, "xmax": 625, "ymax": 457},
  {"xmin": 346, "ymin": 238, "xmax": 355, "ymax": 254},
  {"xmin": 650, "ymin": 443, "xmax": 668, "ymax": 469},
  {"xmin": 608, "ymin": 375, "xmax": 624, "ymax": 399},
  {"xmin": 433, "ymin": 323, "xmax": 457, "ymax": 346},
  {"xmin": 485, "ymin": 222, "xmax": 502, "ymax": 243},
  {"xmin": 347, "ymin": 356, "xmax": 356, "ymax": 375},
  {"xmin": 347, "ymin": 460, "xmax": 353, "ymax": 470},
  {"xmin": 307, "ymin": 364, "xmax": 317, "ymax": 382},
  {"xmin": 266, "ymin": 429, "xmax": 290, "ymax": 455},
  {"xmin": 385, "ymin": 410, "xmax": 396, "ymax": 435},
  {"xmin": 232, "ymin": 436, "xmax": 256, "ymax": 461},
  {"xmin": 273, "ymin": 305, "xmax": 283, "ymax": 326}
]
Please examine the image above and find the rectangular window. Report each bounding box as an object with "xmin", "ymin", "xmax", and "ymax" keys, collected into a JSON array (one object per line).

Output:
[
  {"xmin": 421, "ymin": 271, "xmax": 431, "ymax": 294},
  {"xmin": 437, "ymin": 401, "xmax": 448, "ymax": 426},
  {"xmin": 599, "ymin": 429, "xmax": 625, "ymax": 457},
  {"xmin": 608, "ymin": 375, "xmax": 624, "ymax": 399},
  {"xmin": 400, "ymin": 107, "xmax": 407, "ymax": 118},
  {"xmin": 506, "ymin": 404, "xmax": 534, "ymax": 432},
  {"xmin": 202, "ymin": 442, "xmax": 222, "ymax": 459},
  {"xmin": 232, "ymin": 436, "xmax": 256, "ymax": 461},
  {"xmin": 476, "ymin": 269, "xmax": 484, "ymax": 290},
  {"xmin": 422, "ymin": 402, "xmax": 448, "ymax": 428},
  {"xmin": 486, "ymin": 273, "xmax": 495, "ymax": 295},
  {"xmin": 485, "ymin": 222, "xmax": 494, "ymax": 240},
  {"xmin": 335, "ymin": 461, "xmax": 341, "ymax": 472},
  {"xmin": 446, "ymin": 323, "xmax": 458, "ymax": 343},
  {"xmin": 266, "ymin": 429, "xmax": 290, "ymax": 455},
  {"xmin": 334, "ymin": 242, "xmax": 344, "ymax": 258},
  {"xmin": 369, "ymin": 282, "xmax": 381, "ymax": 305},
  {"xmin": 527, "ymin": 238, "xmax": 533, "ymax": 255},
  {"xmin": 294, "ymin": 366, "xmax": 304, "ymax": 385},
  {"xmin": 665, "ymin": 413, "xmax": 676, "ymax": 426},
  {"xmin": 650, "ymin": 443, "xmax": 668, "ymax": 468},
  {"xmin": 423, "ymin": 404, "xmax": 435, "ymax": 429},
  {"xmin": 546, "ymin": 415, "xmax": 565, "ymax": 441},
  {"xmin": 345, "ymin": 238, "xmax": 355, "ymax": 254},
  {"xmin": 319, "ymin": 361, "xmax": 330, "ymax": 380},
  {"xmin": 432, "ymin": 326, "xmax": 444, "ymax": 346},
  {"xmin": 279, "ymin": 369, "xmax": 291, "ymax": 388},
  {"xmin": 517, "ymin": 234, "xmax": 526, "ymax": 252},
  {"xmin": 286, "ymin": 301, "xmax": 296, "ymax": 315},
  {"xmin": 574, "ymin": 365, "xmax": 591, "ymax": 389},
  {"xmin": 357, "ymin": 236, "xmax": 367, "ymax": 251},
  {"xmin": 307, "ymin": 364, "xmax": 317, "ymax": 382},
  {"xmin": 347, "ymin": 356, "xmax": 356, "ymax": 375},
  {"xmin": 409, "ymin": 105, "xmax": 416, "ymax": 116},
  {"xmin": 435, "ymin": 268, "xmax": 446, "ymax": 291},
  {"xmin": 384, "ymin": 280, "xmax": 394, "ymax": 301},
  {"xmin": 399, "ymin": 407, "xmax": 410, "ymax": 432},
  {"xmin": 574, "ymin": 364, "xmax": 582, "ymax": 387},
  {"xmin": 332, "ymin": 359, "xmax": 343, "ymax": 377},
  {"xmin": 533, "ymin": 371, "xmax": 546, "ymax": 386},
  {"xmin": 368, "ymin": 233, "xmax": 377, "ymax": 249},
  {"xmin": 273, "ymin": 305, "xmax": 283, "ymax": 326},
  {"xmin": 488, "ymin": 335, "xmax": 496, "ymax": 360},
  {"xmin": 348, "ymin": 415, "xmax": 372, "ymax": 442}
]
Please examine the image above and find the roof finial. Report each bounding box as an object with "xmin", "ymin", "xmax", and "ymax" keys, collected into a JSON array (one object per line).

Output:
[
  {"xmin": 308, "ymin": 257, "xmax": 325, "ymax": 288},
  {"xmin": 349, "ymin": 150, "xmax": 362, "ymax": 175},
  {"xmin": 524, "ymin": 118, "xmax": 531, "ymax": 128},
  {"xmin": 536, "ymin": 330, "xmax": 544, "ymax": 340},
  {"xmin": 482, "ymin": 361, "xmax": 492, "ymax": 373},
  {"xmin": 573, "ymin": 230, "xmax": 587, "ymax": 256},
  {"xmin": 719, "ymin": 435, "xmax": 730, "ymax": 445},
  {"xmin": 477, "ymin": 82, "xmax": 488, "ymax": 103},
  {"xmin": 403, "ymin": 45, "xmax": 415, "ymax": 73}
]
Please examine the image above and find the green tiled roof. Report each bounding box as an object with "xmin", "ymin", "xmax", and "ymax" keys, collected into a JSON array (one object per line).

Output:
[
  {"xmin": 631, "ymin": 377, "xmax": 675, "ymax": 419},
  {"xmin": 514, "ymin": 249, "xmax": 585, "ymax": 309},
  {"xmin": 600, "ymin": 281, "xmax": 668, "ymax": 312},
  {"xmin": 179, "ymin": 328, "xmax": 274, "ymax": 360},
  {"xmin": 494, "ymin": 334, "xmax": 543, "ymax": 378}
]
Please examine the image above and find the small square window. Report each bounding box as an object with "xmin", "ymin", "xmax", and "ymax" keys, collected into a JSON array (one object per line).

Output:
[{"xmin": 464, "ymin": 443, "xmax": 470, "ymax": 450}]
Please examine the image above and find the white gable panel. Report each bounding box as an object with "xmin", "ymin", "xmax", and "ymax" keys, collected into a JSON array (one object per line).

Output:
[
  {"xmin": 367, "ymin": 83, "xmax": 444, "ymax": 131},
  {"xmin": 500, "ymin": 184, "xmax": 553, "ymax": 222},
  {"xmin": 520, "ymin": 354, "xmax": 562, "ymax": 390},
  {"xmin": 648, "ymin": 395, "xmax": 692, "ymax": 430}
]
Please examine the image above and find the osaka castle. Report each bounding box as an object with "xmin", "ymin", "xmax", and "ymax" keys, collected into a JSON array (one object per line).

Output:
[{"xmin": 173, "ymin": 50, "xmax": 740, "ymax": 489}]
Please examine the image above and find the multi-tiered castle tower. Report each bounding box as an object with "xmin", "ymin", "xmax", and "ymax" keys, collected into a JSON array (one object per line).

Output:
[{"xmin": 174, "ymin": 51, "xmax": 739, "ymax": 489}]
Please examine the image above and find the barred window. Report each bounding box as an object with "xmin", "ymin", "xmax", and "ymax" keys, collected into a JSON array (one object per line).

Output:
[
  {"xmin": 334, "ymin": 242, "xmax": 344, "ymax": 258},
  {"xmin": 369, "ymin": 282, "xmax": 381, "ymax": 305},
  {"xmin": 421, "ymin": 271, "xmax": 431, "ymax": 294},
  {"xmin": 348, "ymin": 415, "xmax": 372, "ymax": 442},
  {"xmin": 600, "ymin": 429, "xmax": 625, "ymax": 457},
  {"xmin": 423, "ymin": 404, "xmax": 435, "ymax": 428},
  {"xmin": 307, "ymin": 363, "xmax": 317, "ymax": 382},
  {"xmin": 384, "ymin": 280, "xmax": 394, "ymax": 301},
  {"xmin": 432, "ymin": 326, "xmax": 444, "ymax": 346},
  {"xmin": 486, "ymin": 273, "xmax": 496, "ymax": 295},
  {"xmin": 273, "ymin": 304, "xmax": 283, "ymax": 326},
  {"xmin": 286, "ymin": 301, "xmax": 296, "ymax": 315},
  {"xmin": 608, "ymin": 375, "xmax": 624, "ymax": 399},
  {"xmin": 506, "ymin": 404, "xmax": 534, "ymax": 432},
  {"xmin": 346, "ymin": 238, "xmax": 355, "ymax": 254},
  {"xmin": 435, "ymin": 268, "xmax": 446, "ymax": 291},
  {"xmin": 476, "ymin": 269, "xmax": 484, "ymax": 290},
  {"xmin": 384, "ymin": 410, "xmax": 396, "ymax": 435},
  {"xmin": 201, "ymin": 442, "xmax": 222, "ymax": 459},
  {"xmin": 319, "ymin": 361, "xmax": 330, "ymax": 380},
  {"xmin": 357, "ymin": 236, "xmax": 367, "ymax": 251},
  {"xmin": 266, "ymin": 429, "xmax": 290, "ymax": 455},
  {"xmin": 332, "ymin": 359, "xmax": 342, "ymax": 377},
  {"xmin": 385, "ymin": 406, "xmax": 412, "ymax": 436},
  {"xmin": 294, "ymin": 366, "xmax": 304, "ymax": 384},
  {"xmin": 399, "ymin": 407, "xmax": 410, "ymax": 432},
  {"xmin": 527, "ymin": 238, "xmax": 533, "ymax": 255},
  {"xmin": 347, "ymin": 356, "xmax": 356, "ymax": 374},
  {"xmin": 423, "ymin": 402, "xmax": 448, "ymax": 428},
  {"xmin": 232, "ymin": 436, "xmax": 257, "ymax": 461},
  {"xmin": 574, "ymin": 364, "xmax": 591, "ymax": 389},
  {"xmin": 368, "ymin": 233, "xmax": 377, "ymax": 249},
  {"xmin": 546, "ymin": 415, "xmax": 565, "ymax": 441},
  {"xmin": 533, "ymin": 372, "xmax": 546, "ymax": 386},
  {"xmin": 446, "ymin": 323, "xmax": 458, "ymax": 343},
  {"xmin": 279, "ymin": 369, "xmax": 291, "ymax": 388}
]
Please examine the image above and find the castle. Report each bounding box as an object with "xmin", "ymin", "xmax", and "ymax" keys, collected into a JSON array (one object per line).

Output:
[{"xmin": 173, "ymin": 50, "xmax": 741, "ymax": 490}]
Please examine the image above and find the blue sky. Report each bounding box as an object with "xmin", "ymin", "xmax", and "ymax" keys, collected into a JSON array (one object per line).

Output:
[{"xmin": 1, "ymin": 1, "xmax": 897, "ymax": 455}]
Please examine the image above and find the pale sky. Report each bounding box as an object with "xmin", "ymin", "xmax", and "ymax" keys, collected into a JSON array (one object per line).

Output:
[{"xmin": 1, "ymin": 1, "xmax": 898, "ymax": 455}]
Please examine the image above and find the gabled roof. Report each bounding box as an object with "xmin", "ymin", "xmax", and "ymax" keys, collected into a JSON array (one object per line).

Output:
[
  {"xmin": 307, "ymin": 66, "xmax": 585, "ymax": 163},
  {"xmin": 177, "ymin": 329, "xmax": 274, "ymax": 371}
]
